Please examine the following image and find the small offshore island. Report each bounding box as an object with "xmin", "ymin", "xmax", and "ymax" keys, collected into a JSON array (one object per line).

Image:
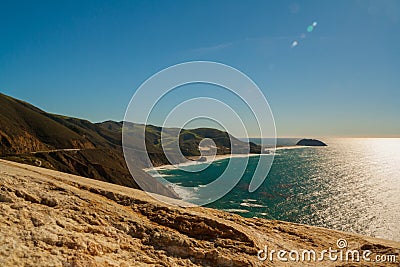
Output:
[{"xmin": 296, "ymin": 138, "xmax": 327, "ymax": 146}]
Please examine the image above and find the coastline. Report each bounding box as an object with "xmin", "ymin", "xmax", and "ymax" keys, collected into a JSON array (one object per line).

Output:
[
  {"xmin": 143, "ymin": 145, "xmax": 308, "ymax": 172},
  {"xmin": 144, "ymin": 153, "xmax": 260, "ymax": 172}
]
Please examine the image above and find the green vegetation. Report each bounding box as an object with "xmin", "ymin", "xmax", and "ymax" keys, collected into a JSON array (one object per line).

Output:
[{"xmin": 0, "ymin": 92, "xmax": 261, "ymax": 197}]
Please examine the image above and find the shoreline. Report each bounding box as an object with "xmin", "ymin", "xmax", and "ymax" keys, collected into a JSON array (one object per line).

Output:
[
  {"xmin": 144, "ymin": 145, "xmax": 308, "ymax": 172},
  {"xmin": 143, "ymin": 153, "xmax": 261, "ymax": 172}
]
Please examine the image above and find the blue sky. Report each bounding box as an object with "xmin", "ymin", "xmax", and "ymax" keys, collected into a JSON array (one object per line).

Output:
[{"xmin": 1, "ymin": 0, "xmax": 399, "ymax": 137}]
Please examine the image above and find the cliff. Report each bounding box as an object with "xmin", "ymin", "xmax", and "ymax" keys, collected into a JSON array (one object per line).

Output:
[{"xmin": 0, "ymin": 159, "xmax": 398, "ymax": 266}]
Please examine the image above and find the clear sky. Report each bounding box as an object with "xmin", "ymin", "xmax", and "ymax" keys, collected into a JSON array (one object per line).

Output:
[{"xmin": 1, "ymin": 0, "xmax": 399, "ymax": 137}]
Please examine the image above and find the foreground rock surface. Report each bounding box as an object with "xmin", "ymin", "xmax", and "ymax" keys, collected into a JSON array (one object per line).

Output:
[{"xmin": 0, "ymin": 159, "xmax": 398, "ymax": 267}]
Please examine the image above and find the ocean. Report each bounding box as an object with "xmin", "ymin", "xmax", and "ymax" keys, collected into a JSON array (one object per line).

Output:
[{"xmin": 154, "ymin": 138, "xmax": 400, "ymax": 242}]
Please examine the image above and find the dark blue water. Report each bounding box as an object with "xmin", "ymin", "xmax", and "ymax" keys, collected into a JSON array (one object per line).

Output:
[{"xmin": 156, "ymin": 138, "xmax": 400, "ymax": 241}]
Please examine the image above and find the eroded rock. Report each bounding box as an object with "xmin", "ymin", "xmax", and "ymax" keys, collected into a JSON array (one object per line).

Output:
[{"xmin": 0, "ymin": 159, "xmax": 398, "ymax": 267}]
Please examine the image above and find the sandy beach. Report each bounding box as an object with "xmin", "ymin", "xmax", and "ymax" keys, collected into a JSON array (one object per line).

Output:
[
  {"xmin": 143, "ymin": 153, "xmax": 260, "ymax": 172},
  {"xmin": 144, "ymin": 145, "xmax": 309, "ymax": 172}
]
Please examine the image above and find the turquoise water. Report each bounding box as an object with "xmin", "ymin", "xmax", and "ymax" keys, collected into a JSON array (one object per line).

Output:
[{"xmin": 157, "ymin": 138, "xmax": 400, "ymax": 242}]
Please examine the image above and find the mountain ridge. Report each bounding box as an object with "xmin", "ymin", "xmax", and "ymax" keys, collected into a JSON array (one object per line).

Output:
[{"xmin": 0, "ymin": 92, "xmax": 261, "ymax": 198}]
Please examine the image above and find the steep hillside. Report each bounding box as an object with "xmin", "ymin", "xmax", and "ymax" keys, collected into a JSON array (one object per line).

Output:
[
  {"xmin": 0, "ymin": 93, "xmax": 262, "ymax": 198},
  {"xmin": 0, "ymin": 93, "xmax": 96, "ymax": 155},
  {"xmin": 0, "ymin": 94, "xmax": 172, "ymax": 197}
]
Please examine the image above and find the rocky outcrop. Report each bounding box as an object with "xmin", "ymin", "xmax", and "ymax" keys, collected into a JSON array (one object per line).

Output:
[
  {"xmin": 296, "ymin": 139, "xmax": 327, "ymax": 146},
  {"xmin": 0, "ymin": 159, "xmax": 398, "ymax": 266}
]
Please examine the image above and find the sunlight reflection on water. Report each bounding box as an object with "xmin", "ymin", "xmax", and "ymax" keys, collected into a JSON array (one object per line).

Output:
[{"xmin": 160, "ymin": 138, "xmax": 400, "ymax": 241}]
